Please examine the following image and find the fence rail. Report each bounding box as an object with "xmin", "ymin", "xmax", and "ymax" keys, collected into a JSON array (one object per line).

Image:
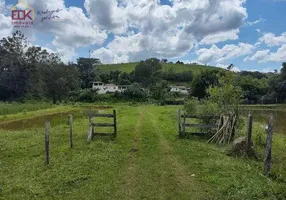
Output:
[
  {"xmin": 87, "ymin": 109, "xmax": 117, "ymax": 142},
  {"xmin": 178, "ymin": 109, "xmax": 219, "ymax": 137}
]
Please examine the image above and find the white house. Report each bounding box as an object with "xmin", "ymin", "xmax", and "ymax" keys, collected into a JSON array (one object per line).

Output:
[
  {"xmin": 92, "ymin": 82, "xmax": 128, "ymax": 94},
  {"xmin": 170, "ymin": 86, "xmax": 190, "ymax": 95}
]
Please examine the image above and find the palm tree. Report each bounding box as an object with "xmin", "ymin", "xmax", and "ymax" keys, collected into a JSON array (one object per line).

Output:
[{"xmin": 227, "ymin": 64, "xmax": 234, "ymax": 71}]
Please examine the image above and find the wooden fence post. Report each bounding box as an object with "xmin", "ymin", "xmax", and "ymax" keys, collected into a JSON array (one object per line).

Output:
[
  {"xmin": 45, "ymin": 121, "xmax": 50, "ymax": 165},
  {"xmin": 113, "ymin": 110, "xmax": 117, "ymax": 137},
  {"xmin": 68, "ymin": 115, "xmax": 73, "ymax": 149},
  {"xmin": 264, "ymin": 114, "xmax": 274, "ymax": 176},
  {"xmin": 178, "ymin": 109, "xmax": 182, "ymax": 137},
  {"xmin": 87, "ymin": 109, "xmax": 93, "ymax": 142},
  {"xmin": 246, "ymin": 113, "xmax": 253, "ymax": 153},
  {"xmin": 183, "ymin": 113, "xmax": 186, "ymax": 137}
]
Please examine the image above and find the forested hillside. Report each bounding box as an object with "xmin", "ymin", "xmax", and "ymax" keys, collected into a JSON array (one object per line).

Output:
[{"xmin": 1, "ymin": 31, "xmax": 286, "ymax": 104}]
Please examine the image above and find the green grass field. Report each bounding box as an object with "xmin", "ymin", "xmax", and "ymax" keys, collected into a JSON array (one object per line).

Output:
[
  {"xmin": 0, "ymin": 105, "xmax": 286, "ymax": 199},
  {"xmin": 98, "ymin": 63, "xmax": 219, "ymax": 75}
]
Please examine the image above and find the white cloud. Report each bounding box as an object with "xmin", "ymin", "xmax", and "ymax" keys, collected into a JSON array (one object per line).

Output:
[
  {"xmin": 200, "ymin": 29, "xmax": 239, "ymax": 45},
  {"xmin": 258, "ymin": 32, "xmax": 286, "ymax": 47},
  {"xmin": 244, "ymin": 50, "xmax": 270, "ymax": 62},
  {"xmin": 247, "ymin": 45, "xmax": 286, "ymax": 63},
  {"xmin": 88, "ymin": 0, "xmax": 247, "ymax": 63},
  {"xmin": 84, "ymin": 0, "xmax": 127, "ymax": 34},
  {"xmin": 196, "ymin": 43, "xmax": 255, "ymax": 64},
  {"xmin": 0, "ymin": 0, "xmax": 4, "ymax": 12},
  {"xmin": 0, "ymin": 0, "xmax": 12, "ymax": 39},
  {"xmin": 91, "ymin": 47, "xmax": 128, "ymax": 64},
  {"xmin": 244, "ymin": 17, "xmax": 265, "ymax": 27},
  {"xmin": 106, "ymin": 33, "xmax": 143, "ymax": 54},
  {"xmin": 14, "ymin": 0, "xmax": 109, "ymax": 61},
  {"xmin": 1, "ymin": 0, "xmax": 248, "ymax": 63}
]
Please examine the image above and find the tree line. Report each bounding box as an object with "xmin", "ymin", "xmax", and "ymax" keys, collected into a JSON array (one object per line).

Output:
[{"xmin": 0, "ymin": 31, "xmax": 285, "ymax": 104}]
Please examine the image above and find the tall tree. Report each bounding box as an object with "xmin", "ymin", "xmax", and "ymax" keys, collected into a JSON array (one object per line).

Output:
[
  {"xmin": 0, "ymin": 31, "xmax": 29, "ymax": 100},
  {"xmin": 191, "ymin": 70, "xmax": 220, "ymax": 99},
  {"xmin": 133, "ymin": 58, "xmax": 162, "ymax": 87},
  {"xmin": 40, "ymin": 64, "xmax": 80, "ymax": 104},
  {"xmin": 77, "ymin": 57, "xmax": 101, "ymax": 88}
]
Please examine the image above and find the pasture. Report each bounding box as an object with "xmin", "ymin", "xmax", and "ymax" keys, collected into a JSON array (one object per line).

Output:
[
  {"xmin": 0, "ymin": 105, "xmax": 286, "ymax": 199},
  {"xmin": 98, "ymin": 62, "xmax": 219, "ymax": 75}
]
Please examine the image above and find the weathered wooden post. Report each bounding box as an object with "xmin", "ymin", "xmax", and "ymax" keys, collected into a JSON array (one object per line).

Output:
[
  {"xmin": 264, "ymin": 114, "xmax": 274, "ymax": 176},
  {"xmin": 87, "ymin": 109, "xmax": 93, "ymax": 142},
  {"xmin": 246, "ymin": 113, "xmax": 253, "ymax": 154},
  {"xmin": 178, "ymin": 109, "xmax": 182, "ymax": 137},
  {"xmin": 45, "ymin": 121, "xmax": 50, "ymax": 165},
  {"xmin": 68, "ymin": 115, "xmax": 73, "ymax": 149},
  {"xmin": 113, "ymin": 110, "xmax": 117, "ymax": 137},
  {"xmin": 183, "ymin": 113, "xmax": 186, "ymax": 137}
]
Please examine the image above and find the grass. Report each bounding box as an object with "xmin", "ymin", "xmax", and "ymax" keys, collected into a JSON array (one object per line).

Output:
[
  {"xmin": 0, "ymin": 105, "xmax": 286, "ymax": 199},
  {"xmin": 0, "ymin": 102, "xmax": 55, "ymax": 116},
  {"xmin": 98, "ymin": 62, "xmax": 219, "ymax": 75},
  {"xmin": 241, "ymin": 104, "xmax": 286, "ymax": 111},
  {"xmin": 0, "ymin": 105, "xmax": 76, "ymax": 123}
]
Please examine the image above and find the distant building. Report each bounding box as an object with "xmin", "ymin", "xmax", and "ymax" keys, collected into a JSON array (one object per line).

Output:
[
  {"xmin": 92, "ymin": 82, "xmax": 128, "ymax": 94},
  {"xmin": 170, "ymin": 86, "xmax": 190, "ymax": 95}
]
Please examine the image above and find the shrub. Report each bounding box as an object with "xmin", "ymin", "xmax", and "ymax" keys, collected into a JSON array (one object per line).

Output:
[
  {"xmin": 70, "ymin": 89, "xmax": 98, "ymax": 102},
  {"xmin": 121, "ymin": 83, "xmax": 148, "ymax": 101}
]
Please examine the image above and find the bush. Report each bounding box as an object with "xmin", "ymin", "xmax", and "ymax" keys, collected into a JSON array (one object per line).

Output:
[
  {"xmin": 70, "ymin": 89, "xmax": 98, "ymax": 102},
  {"xmin": 184, "ymin": 97, "xmax": 219, "ymax": 117},
  {"xmin": 120, "ymin": 83, "xmax": 148, "ymax": 101}
]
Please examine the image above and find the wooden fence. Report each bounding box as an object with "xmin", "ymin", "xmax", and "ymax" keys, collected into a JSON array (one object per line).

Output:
[
  {"xmin": 87, "ymin": 109, "xmax": 117, "ymax": 142},
  {"xmin": 178, "ymin": 109, "xmax": 220, "ymax": 137}
]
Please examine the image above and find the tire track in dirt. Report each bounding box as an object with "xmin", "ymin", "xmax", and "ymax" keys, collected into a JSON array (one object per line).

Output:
[
  {"xmin": 146, "ymin": 109, "xmax": 209, "ymax": 200},
  {"xmin": 115, "ymin": 107, "xmax": 143, "ymax": 199}
]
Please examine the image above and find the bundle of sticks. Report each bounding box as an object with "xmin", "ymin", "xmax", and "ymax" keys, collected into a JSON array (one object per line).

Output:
[{"xmin": 208, "ymin": 114, "xmax": 237, "ymax": 144}]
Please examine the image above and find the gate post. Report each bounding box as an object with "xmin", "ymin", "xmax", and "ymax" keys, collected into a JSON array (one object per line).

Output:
[{"xmin": 178, "ymin": 109, "xmax": 182, "ymax": 137}]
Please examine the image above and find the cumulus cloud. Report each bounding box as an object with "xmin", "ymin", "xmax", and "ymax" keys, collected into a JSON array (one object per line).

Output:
[
  {"xmin": 0, "ymin": 0, "xmax": 4, "ymax": 12},
  {"xmin": 89, "ymin": 0, "xmax": 247, "ymax": 63},
  {"xmin": 10, "ymin": 0, "xmax": 108, "ymax": 61},
  {"xmin": 196, "ymin": 43, "xmax": 255, "ymax": 64},
  {"xmin": 246, "ymin": 45, "xmax": 286, "ymax": 63},
  {"xmin": 200, "ymin": 29, "xmax": 239, "ymax": 45},
  {"xmin": 1, "ymin": 0, "xmax": 248, "ymax": 63},
  {"xmin": 0, "ymin": 0, "xmax": 12, "ymax": 39},
  {"xmin": 84, "ymin": 0, "xmax": 127, "ymax": 34},
  {"xmin": 91, "ymin": 47, "xmax": 128, "ymax": 64},
  {"xmin": 258, "ymin": 32, "xmax": 286, "ymax": 47}
]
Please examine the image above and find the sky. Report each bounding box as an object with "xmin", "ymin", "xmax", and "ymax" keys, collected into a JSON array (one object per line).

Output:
[{"xmin": 0, "ymin": 0, "xmax": 286, "ymax": 72}]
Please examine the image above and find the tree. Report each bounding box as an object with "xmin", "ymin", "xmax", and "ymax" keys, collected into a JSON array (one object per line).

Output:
[
  {"xmin": 0, "ymin": 31, "xmax": 30, "ymax": 100},
  {"xmin": 227, "ymin": 64, "xmax": 234, "ymax": 71},
  {"xmin": 176, "ymin": 60, "xmax": 184, "ymax": 64},
  {"xmin": 150, "ymin": 80, "xmax": 169, "ymax": 103},
  {"xmin": 41, "ymin": 64, "xmax": 80, "ymax": 104},
  {"xmin": 133, "ymin": 58, "xmax": 162, "ymax": 87},
  {"xmin": 281, "ymin": 62, "xmax": 286, "ymax": 80},
  {"xmin": 161, "ymin": 59, "xmax": 168, "ymax": 63},
  {"xmin": 191, "ymin": 70, "xmax": 220, "ymax": 99},
  {"xmin": 77, "ymin": 57, "xmax": 101, "ymax": 88},
  {"xmin": 122, "ymin": 83, "xmax": 148, "ymax": 101}
]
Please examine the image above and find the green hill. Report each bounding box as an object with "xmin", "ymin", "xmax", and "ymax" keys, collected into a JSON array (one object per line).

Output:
[{"xmin": 98, "ymin": 62, "xmax": 220, "ymax": 75}]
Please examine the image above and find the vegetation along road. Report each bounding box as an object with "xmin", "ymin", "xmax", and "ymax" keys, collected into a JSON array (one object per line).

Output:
[{"xmin": 0, "ymin": 105, "xmax": 285, "ymax": 199}]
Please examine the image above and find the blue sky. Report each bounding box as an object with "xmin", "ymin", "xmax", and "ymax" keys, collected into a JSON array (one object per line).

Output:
[{"xmin": 1, "ymin": 0, "xmax": 286, "ymax": 72}]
